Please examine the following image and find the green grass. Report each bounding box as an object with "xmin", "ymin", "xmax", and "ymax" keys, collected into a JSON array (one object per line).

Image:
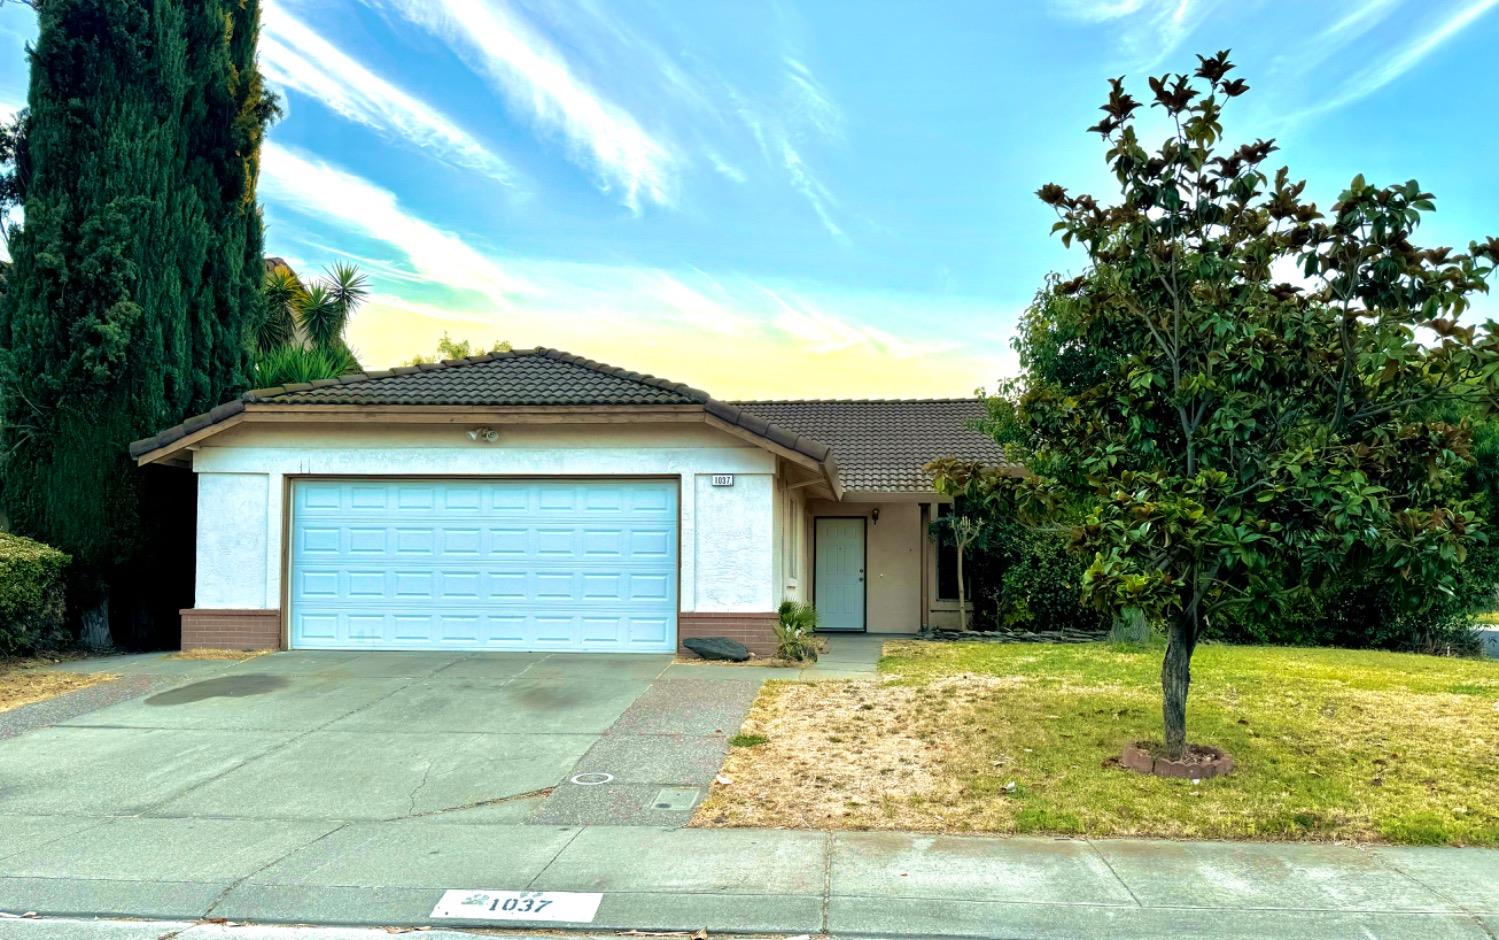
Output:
[
  {"xmin": 701, "ymin": 640, "xmax": 1499, "ymax": 843},
  {"xmin": 729, "ymin": 733, "xmax": 769, "ymax": 748},
  {"xmin": 869, "ymin": 640, "xmax": 1499, "ymax": 844}
]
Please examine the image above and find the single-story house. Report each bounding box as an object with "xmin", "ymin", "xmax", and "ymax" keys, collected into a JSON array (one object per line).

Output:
[{"xmin": 129, "ymin": 348, "xmax": 1003, "ymax": 655}]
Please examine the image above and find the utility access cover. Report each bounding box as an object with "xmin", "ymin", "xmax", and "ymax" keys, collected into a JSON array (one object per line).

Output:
[{"xmin": 652, "ymin": 786, "xmax": 701, "ymax": 811}]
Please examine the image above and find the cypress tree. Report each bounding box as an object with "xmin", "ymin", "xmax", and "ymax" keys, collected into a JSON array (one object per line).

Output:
[{"xmin": 0, "ymin": 0, "xmax": 275, "ymax": 644}]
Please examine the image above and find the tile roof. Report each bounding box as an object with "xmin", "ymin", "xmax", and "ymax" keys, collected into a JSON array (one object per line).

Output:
[
  {"xmin": 129, "ymin": 348, "xmax": 1006, "ymax": 494},
  {"xmin": 246, "ymin": 349, "xmax": 703, "ymax": 407},
  {"xmin": 732, "ymin": 398, "xmax": 1003, "ymax": 492},
  {"xmin": 127, "ymin": 349, "xmax": 836, "ymax": 471}
]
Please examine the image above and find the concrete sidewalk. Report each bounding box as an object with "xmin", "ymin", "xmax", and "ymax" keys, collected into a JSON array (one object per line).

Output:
[{"xmin": 3, "ymin": 821, "xmax": 1498, "ymax": 938}]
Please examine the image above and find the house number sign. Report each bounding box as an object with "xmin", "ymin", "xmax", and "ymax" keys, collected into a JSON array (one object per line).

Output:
[
  {"xmin": 430, "ymin": 888, "xmax": 602, "ymax": 923},
  {"xmin": 710, "ymin": 474, "xmax": 735, "ymax": 486}
]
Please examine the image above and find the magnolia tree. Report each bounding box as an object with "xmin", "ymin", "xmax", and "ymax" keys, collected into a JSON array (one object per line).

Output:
[{"xmin": 1004, "ymin": 53, "xmax": 1499, "ymax": 758}]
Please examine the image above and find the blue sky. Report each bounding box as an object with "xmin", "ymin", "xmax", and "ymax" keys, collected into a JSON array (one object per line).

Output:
[{"xmin": 2, "ymin": 0, "xmax": 1497, "ymax": 397}]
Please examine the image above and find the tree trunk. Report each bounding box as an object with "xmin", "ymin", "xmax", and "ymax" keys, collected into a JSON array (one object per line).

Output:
[
  {"xmin": 1160, "ymin": 613, "xmax": 1196, "ymax": 759},
  {"xmin": 80, "ymin": 590, "xmax": 112, "ymax": 651}
]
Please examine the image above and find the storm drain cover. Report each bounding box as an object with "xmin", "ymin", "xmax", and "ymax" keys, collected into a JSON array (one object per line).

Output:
[
  {"xmin": 570, "ymin": 772, "xmax": 614, "ymax": 786},
  {"xmin": 652, "ymin": 786, "xmax": 701, "ymax": 811}
]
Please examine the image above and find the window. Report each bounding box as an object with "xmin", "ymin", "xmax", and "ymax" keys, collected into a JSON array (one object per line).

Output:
[{"xmin": 935, "ymin": 504, "xmax": 971, "ymax": 602}]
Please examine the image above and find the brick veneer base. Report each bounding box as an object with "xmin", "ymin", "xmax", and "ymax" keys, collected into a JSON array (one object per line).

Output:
[
  {"xmin": 678, "ymin": 611, "xmax": 779, "ymax": 658},
  {"xmin": 180, "ymin": 609, "xmax": 282, "ymax": 651}
]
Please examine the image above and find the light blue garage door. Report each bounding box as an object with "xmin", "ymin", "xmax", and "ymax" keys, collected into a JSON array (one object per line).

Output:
[{"xmin": 289, "ymin": 479, "xmax": 678, "ymax": 652}]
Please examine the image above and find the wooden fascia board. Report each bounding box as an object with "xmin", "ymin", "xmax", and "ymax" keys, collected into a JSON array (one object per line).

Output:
[
  {"xmin": 135, "ymin": 412, "xmax": 247, "ymax": 466},
  {"xmin": 701, "ymin": 413, "xmax": 830, "ymax": 478}
]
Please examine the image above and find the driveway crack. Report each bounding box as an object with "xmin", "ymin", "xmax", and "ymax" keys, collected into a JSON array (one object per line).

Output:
[
  {"xmin": 200, "ymin": 820, "xmax": 350, "ymax": 918},
  {"xmin": 393, "ymin": 787, "xmax": 555, "ymax": 822},
  {"xmin": 406, "ymin": 758, "xmax": 437, "ymax": 817},
  {"xmin": 524, "ymin": 826, "xmax": 587, "ymax": 890},
  {"xmin": 821, "ymin": 830, "xmax": 834, "ymax": 934},
  {"xmin": 1085, "ymin": 839, "xmax": 1143, "ymax": 908}
]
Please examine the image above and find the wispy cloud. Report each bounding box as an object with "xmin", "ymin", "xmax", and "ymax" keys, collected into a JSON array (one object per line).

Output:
[
  {"xmin": 1326, "ymin": 0, "xmax": 1499, "ymax": 110},
  {"xmin": 259, "ymin": 3, "xmax": 517, "ymax": 186},
  {"xmin": 1050, "ymin": 0, "xmax": 1220, "ymax": 69},
  {"xmin": 783, "ymin": 57, "xmax": 842, "ymax": 140},
  {"xmin": 1321, "ymin": 0, "xmax": 1402, "ymax": 40},
  {"xmin": 259, "ymin": 142, "xmax": 528, "ymax": 303},
  {"xmin": 369, "ymin": 0, "xmax": 674, "ymax": 212},
  {"xmin": 255, "ymin": 151, "xmax": 1005, "ymax": 395},
  {"xmin": 779, "ymin": 139, "xmax": 844, "ymax": 240}
]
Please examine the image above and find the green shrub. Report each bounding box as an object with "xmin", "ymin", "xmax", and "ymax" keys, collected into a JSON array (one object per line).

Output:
[
  {"xmin": 987, "ymin": 521, "xmax": 1105, "ymax": 634},
  {"xmin": 0, "ymin": 532, "xmax": 71, "ymax": 656},
  {"xmin": 774, "ymin": 601, "xmax": 823, "ymax": 662},
  {"xmin": 252, "ymin": 344, "xmax": 358, "ymax": 387}
]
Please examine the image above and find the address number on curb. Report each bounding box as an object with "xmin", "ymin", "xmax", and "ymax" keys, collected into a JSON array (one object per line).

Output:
[{"xmin": 430, "ymin": 889, "xmax": 603, "ymax": 923}]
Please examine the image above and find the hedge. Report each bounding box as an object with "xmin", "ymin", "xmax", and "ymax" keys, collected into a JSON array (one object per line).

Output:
[{"xmin": 0, "ymin": 532, "xmax": 71, "ymax": 657}]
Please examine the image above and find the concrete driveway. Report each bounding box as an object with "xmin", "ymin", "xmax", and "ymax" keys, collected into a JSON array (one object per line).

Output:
[{"xmin": 0, "ymin": 650, "xmax": 763, "ymax": 826}]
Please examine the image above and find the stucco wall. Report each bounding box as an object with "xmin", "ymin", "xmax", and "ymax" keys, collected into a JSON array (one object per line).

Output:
[
  {"xmin": 806, "ymin": 499, "xmax": 922, "ymax": 634},
  {"xmin": 190, "ymin": 422, "xmax": 778, "ymax": 615}
]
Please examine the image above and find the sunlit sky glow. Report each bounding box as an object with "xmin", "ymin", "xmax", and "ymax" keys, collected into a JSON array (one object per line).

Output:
[{"xmin": 2, "ymin": 0, "xmax": 1496, "ymax": 398}]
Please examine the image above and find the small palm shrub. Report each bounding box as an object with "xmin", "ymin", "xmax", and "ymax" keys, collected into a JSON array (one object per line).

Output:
[{"xmin": 774, "ymin": 601, "xmax": 823, "ymax": 662}]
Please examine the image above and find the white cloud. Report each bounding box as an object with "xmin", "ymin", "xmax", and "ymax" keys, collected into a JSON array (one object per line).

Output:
[
  {"xmin": 1329, "ymin": 0, "xmax": 1499, "ymax": 109},
  {"xmin": 259, "ymin": 3, "xmax": 516, "ymax": 186},
  {"xmin": 762, "ymin": 286, "xmax": 958, "ymax": 358},
  {"xmin": 1321, "ymin": 0, "xmax": 1401, "ymax": 40},
  {"xmin": 1050, "ymin": 0, "xmax": 1220, "ymax": 68},
  {"xmin": 783, "ymin": 57, "xmax": 842, "ymax": 140},
  {"xmin": 707, "ymin": 151, "xmax": 748, "ymax": 184},
  {"xmin": 371, "ymin": 0, "xmax": 674, "ymax": 212},
  {"xmin": 780, "ymin": 139, "xmax": 844, "ymax": 240},
  {"xmin": 259, "ymin": 142, "xmax": 528, "ymax": 303}
]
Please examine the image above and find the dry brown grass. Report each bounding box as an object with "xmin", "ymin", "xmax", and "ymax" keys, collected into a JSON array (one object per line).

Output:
[
  {"xmin": 696, "ymin": 674, "xmax": 1026, "ymax": 831},
  {"xmin": 0, "ymin": 661, "xmax": 115, "ymax": 713},
  {"xmin": 692, "ymin": 640, "xmax": 1499, "ymax": 844},
  {"xmin": 166, "ymin": 648, "xmax": 270, "ymax": 661}
]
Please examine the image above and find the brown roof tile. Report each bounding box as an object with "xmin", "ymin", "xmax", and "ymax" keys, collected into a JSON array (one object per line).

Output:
[
  {"xmin": 129, "ymin": 349, "xmax": 1003, "ymax": 494},
  {"xmin": 732, "ymin": 398, "xmax": 1002, "ymax": 492}
]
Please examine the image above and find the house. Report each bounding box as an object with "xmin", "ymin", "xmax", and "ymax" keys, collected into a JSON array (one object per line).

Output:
[{"xmin": 129, "ymin": 348, "xmax": 1004, "ymax": 655}]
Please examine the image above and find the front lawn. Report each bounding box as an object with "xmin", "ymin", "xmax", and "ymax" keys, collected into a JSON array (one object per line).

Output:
[{"xmin": 692, "ymin": 640, "xmax": 1499, "ymax": 845}]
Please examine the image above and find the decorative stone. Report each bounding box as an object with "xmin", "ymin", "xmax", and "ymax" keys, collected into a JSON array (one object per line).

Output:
[
  {"xmin": 684, "ymin": 636, "xmax": 752, "ymax": 662},
  {"xmin": 1120, "ymin": 741, "xmax": 1234, "ymax": 780},
  {"xmin": 1120, "ymin": 742, "xmax": 1156, "ymax": 774}
]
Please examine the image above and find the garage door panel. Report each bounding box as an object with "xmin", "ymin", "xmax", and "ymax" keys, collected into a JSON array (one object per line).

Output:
[{"xmin": 290, "ymin": 479, "xmax": 677, "ymax": 652}]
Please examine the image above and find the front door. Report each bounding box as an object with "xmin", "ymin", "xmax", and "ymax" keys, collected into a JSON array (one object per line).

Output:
[{"xmin": 815, "ymin": 517, "xmax": 866, "ymax": 632}]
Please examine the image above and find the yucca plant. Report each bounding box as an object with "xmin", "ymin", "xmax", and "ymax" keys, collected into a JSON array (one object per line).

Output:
[
  {"xmin": 252, "ymin": 344, "xmax": 358, "ymax": 388},
  {"xmin": 254, "ymin": 260, "xmax": 369, "ymax": 381}
]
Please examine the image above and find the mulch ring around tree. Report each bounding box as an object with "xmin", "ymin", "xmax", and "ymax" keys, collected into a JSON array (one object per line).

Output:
[{"xmin": 1118, "ymin": 740, "xmax": 1235, "ymax": 780}]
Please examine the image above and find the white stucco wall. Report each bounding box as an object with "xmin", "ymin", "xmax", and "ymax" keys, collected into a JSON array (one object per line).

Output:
[
  {"xmin": 190, "ymin": 422, "xmax": 778, "ymax": 614},
  {"xmin": 195, "ymin": 473, "xmax": 269, "ymax": 608}
]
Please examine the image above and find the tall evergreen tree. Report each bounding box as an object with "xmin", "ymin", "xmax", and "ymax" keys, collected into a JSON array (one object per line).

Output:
[{"xmin": 0, "ymin": 0, "xmax": 276, "ymax": 644}]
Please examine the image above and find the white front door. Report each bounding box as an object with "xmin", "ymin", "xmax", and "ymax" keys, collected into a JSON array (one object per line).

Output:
[
  {"xmin": 815, "ymin": 517, "xmax": 866, "ymax": 632},
  {"xmin": 289, "ymin": 478, "xmax": 678, "ymax": 652}
]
